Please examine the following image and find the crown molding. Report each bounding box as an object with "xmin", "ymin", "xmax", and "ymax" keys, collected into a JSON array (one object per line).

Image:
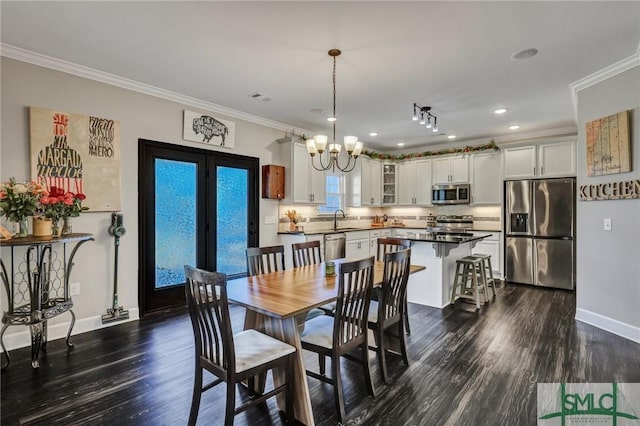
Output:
[
  {"xmin": 569, "ymin": 47, "xmax": 640, "ymax": 121},
  {"xmin": 0, "ymin": 43, "xmax": 311, "ymax": 135}
]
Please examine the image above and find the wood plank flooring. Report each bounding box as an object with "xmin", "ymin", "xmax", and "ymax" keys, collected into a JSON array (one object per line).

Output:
[{"xmin": 2, "ymin": 283, "xmax": 639, "ymax": 425}]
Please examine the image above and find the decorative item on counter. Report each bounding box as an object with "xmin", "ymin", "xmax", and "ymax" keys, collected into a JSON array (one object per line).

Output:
[
  {"xmin": 426, "ymin": 213, "xmax": 437, "ymax": 227},
  {"xmin": 285, "ymin": 209, "xmax": 302, "ymax": 232},
  {"xmin": 0, "ymin": 178, "xmax": 47, "ymax": 238},
  {"xmin": 371, "ymin": 215, "xmax": 384, "ymax": 227},
  {"xmin": 392, "ymin": 217, "xmax": 405, "ymax": 227}
]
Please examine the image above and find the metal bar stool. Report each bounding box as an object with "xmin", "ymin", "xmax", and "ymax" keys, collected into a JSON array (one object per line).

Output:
[
  {"xmin": 470, "ymin": 253, "xmax": 496, "ymax": 299},
  {"xmin": 450, "ymin": 256, "xmax": 487, "ymax": 309}
]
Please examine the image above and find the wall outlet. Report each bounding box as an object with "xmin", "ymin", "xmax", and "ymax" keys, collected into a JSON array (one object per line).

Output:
[
  {"xmin": 306, "ymin": 217, "xmax": 310, "ymax": 223},
  {"xmin": 70, "ymin": 282, "xmax": 80, "ymax": 296},
  {"xmin": 416, "ymin": 215, "xmax": 420, "ymax": 220},
  {"xmin": 603, "ymin": 218, "xmax": 612, "ymax": 231}
]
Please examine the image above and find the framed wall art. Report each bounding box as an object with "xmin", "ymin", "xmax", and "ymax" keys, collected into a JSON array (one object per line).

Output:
[
  {"xmin": 586, "ymin": 110, "xmax": 631, "ymax": 176},
  {"xmin": 183, "ymin": 110, "xmax": 235, "ymax": 149},
  {"xmin": 29, "ymin": 106, "xmax": 121, "ymax": 211}
]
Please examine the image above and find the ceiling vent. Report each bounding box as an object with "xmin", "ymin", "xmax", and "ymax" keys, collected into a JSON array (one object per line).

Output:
[{"xmin": 249, "ymin": 93, "xmax": 272, "ymax": 102}]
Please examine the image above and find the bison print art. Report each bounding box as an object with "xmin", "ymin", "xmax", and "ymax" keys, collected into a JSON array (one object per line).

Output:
[{"xmin": 193, "ymin": 115, "xmax": 228, "ymax": 146}]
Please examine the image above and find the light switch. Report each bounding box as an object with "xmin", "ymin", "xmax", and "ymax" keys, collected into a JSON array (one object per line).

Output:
[
  {"xmin": 603, "ymin": 218, "xmax": 612, "ymax": 231},
  {"xmin": 264, "ymin": 215, "xmax": 276, "ymax": 225}
]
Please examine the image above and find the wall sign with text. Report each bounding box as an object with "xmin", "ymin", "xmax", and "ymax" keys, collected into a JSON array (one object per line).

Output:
[
  {"xmin": 29, "ymin": 106, "xmax": 121, "ymax": 212},
  {"xmin": 579, "ymin": 179, "xmax": 640, "ymax": 201},
  {"xmin": 586, "ymin": 110, "xmax": 631, "ymax": 177}
]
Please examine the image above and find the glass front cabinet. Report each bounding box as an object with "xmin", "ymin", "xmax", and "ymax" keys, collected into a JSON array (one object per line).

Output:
[{"xmin": 382, "ymin": 163, "xmax": 397, "ymax": 205}]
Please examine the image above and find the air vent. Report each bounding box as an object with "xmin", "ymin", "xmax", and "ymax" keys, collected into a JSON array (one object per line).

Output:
[{"xmin": 249, "ymin": 93, "xmax": 272, "ymax": 102}]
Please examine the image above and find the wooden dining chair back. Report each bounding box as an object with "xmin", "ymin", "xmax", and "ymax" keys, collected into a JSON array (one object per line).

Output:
[
  {"xmin": 291, "ymin": 240, "xmax": 322, "ymax": 267},
  {"xmin": 184, "ymin": 265, "xmax": 295, "ymax": 426},
  {"xmin": 376, "ymin": 237, "xmax": 411, "ymax": 261},
  {"xmin": 300, "ymin": 256, "xmax": 376, "ymax": 423},
  {"xmin": 368, "ymin": 248, "xmax": 412, "ymax": 383},
  {"xmin": 246, "ymin": 245, "xmax": 285, "ymax": 276},
  {"xmin": 376, "ymin": 237, "xmax": 412, "ymax": 334}
]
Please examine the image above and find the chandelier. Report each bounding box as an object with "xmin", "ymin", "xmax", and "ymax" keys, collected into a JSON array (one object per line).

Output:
[
  {"xmin": 306, "ymin": 49, "xmax": 363, "ymax": 172},
  {"xmin": 412, "ymin": 103, "xmax": 438, "ymax": 132}
]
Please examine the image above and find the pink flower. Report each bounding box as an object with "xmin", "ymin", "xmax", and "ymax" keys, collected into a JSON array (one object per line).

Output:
[{"xmin": 63, "ymin": 198, "xmax": 74, "ymax": 206}]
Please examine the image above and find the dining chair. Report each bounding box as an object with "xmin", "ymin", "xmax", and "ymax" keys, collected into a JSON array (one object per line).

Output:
[
  {"xmin": 300, "ymin": 256, "xmax": 376, "ymax": 423},
  {"xmin": 367, "ymin": 248, "xmax": 411, "ymax": 384},
  {"xmin": 184, "ymin": 265, "xmax": 296, "ymax": 426},
  {"xmin": 376, "ymin": 237, "xmax": 412, "ymax": 335},
  {"xmin": 246, "ymin": 245, "xmax": 286, "ymax": 275},
  {"xmin": 291, "ymin": 241, "xmax": 335, "ymax": 316}
]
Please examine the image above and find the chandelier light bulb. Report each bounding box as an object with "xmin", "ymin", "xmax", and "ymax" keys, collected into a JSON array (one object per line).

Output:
[
  {"xmin": 353, "ymin": 141, "xmax": 364, "ymax": 156},
  {"xmin": 305, "ymin": 139, "xmax": 318, "ymax": 155},
  {"xmin": 314, "ymin": 134, "xmax": 328, "ymax": 152},
  {"xmin": 343, "ymin": 136, "xmax": 358, "ymax": 153}
]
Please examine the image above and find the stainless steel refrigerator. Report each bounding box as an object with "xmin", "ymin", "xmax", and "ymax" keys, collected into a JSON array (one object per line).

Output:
[{"xmin": 505, "ymin": 178, "xmax": 575, "ymax": 290}]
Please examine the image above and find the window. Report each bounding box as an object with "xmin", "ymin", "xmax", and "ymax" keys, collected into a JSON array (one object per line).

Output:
[{"xmin": 318, "ymin": 174, "xmax": 344, "ymax": 214}]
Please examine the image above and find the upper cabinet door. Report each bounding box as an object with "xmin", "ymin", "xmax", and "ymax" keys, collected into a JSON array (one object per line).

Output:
[
  {"xmin": 414, "ymin": 160, "xmax": 433, "ymax": 205},
  {"xmin": 471, "ymin": 152, "xmax": 501, "ymax": 204},
  {"xmin": 292, "ymin": 142, "xmax": 313, "ymax": 203},
  {"xmin": 503, "ymin": 145, "xmax": 537, "ymax": 179},
  {"xmin": 397, "ymin": 161, "xmax": 416, "ymax": 205},
  {"xmin": 433, "ymin": 156, "xmax": 468, "ymax": 183},
  {"xmin": 538, "ymin": 141, "xmax": 576, "ymax": 177}
]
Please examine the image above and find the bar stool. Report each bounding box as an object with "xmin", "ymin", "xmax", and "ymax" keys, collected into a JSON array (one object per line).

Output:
[
  {"xmin": 471, "ymin": 253, "xmax": 496, "ymax": 299},
  {"xmin": 450, "ymin": 256, "xmax": 487, "ymax": 309}
]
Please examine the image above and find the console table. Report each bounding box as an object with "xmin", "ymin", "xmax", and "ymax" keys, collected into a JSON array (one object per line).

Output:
[{"xmin": 1, "ymin": 233, "xmax": 94, "ymax": 369}]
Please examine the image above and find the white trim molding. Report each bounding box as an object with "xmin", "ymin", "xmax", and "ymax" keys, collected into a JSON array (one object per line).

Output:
[
  {"xmin": 570, "ymin": 47, "xmax": 640, "ymax": 121},
  {"xmin": 0, "ymin": 43, "xmax": 311, "ymax": 136},
  {"xmin": 0, "ymin": 308, "xmax": 140, "ymax": 353},
  {"xmin": 576, "ymin": 308, "xmax": 640, "ymax": 344}
]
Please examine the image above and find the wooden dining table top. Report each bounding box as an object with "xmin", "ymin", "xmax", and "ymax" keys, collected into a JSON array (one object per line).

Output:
[{"xmin": 227, "ymin": 259, "xmax": 425, "ymax": 319}]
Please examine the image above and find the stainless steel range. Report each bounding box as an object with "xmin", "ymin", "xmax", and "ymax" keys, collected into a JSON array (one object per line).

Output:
[{"xmin": 427, "ymin": 215, "xmax": 473, "ymax": 235}]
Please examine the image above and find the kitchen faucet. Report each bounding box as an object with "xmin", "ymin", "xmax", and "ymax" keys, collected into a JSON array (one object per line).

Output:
[{"xmin": 333, "ymin": 209, "xmax": 346, "ymax": 231}]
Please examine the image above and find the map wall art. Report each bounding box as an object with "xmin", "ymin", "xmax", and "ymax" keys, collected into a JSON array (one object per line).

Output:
[
  {"xmin": 183, "ymin": 109, "xmax": 235, "ymax": 149},
  {"xmin": 586, "ymin": 110, "xmax": 631, "ymax": 177},
  {"xmin": 29, "ymin": 106, "xmax": 121, "ymax": 211}
]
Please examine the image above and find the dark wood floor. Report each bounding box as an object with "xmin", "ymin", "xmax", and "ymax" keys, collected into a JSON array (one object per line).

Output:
[{"xmin": 2, "ymin": 283, "xmax": 639, "ymax": 425}]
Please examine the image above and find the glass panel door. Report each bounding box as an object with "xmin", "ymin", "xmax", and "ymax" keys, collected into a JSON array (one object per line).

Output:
[
  {"xmin": 139, "ymin": 139, "xmax": 258, "ymax": 315},
  {"xmin": 155, "ymin": 159, "xmax": 197, "ymax": 288}
]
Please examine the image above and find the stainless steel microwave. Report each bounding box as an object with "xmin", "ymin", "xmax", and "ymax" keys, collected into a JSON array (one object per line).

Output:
[{"xmin": 432, "ymin": 183, "xmax": 470, "ymax": 205}]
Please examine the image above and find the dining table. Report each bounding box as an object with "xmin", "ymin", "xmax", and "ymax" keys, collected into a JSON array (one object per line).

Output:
[{"xmin": 227, "ymin": 259, "xmax": 425, "ymax": 426}]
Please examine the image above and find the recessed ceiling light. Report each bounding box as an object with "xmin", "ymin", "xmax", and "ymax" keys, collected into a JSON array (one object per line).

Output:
[
  {"xmin": 397, "ymin": 142, "xmax": 405, "ymax": 147},
  {"xmin": 369, "ymin": 132, "xmax": 378, "ymax": 137},
  {"xmin": 448, "ymin": 135, "xmax": 456, "ymax": 139},
  {"xmin": 327, "ymin": 116, "xmax": 337, "ymax": 122},
  {"xmin": 509, "ymin": 125, "xmax": 520, "ymax": 130},
  {"xmin": 511, "ymin": 48, "xmax": 539, "ymax": 60},
  {"xmin": 494, "ymin": 108, "xmax": 508, "ymax": 114}
]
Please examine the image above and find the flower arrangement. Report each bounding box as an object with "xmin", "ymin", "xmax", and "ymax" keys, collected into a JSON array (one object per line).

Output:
[
  {"xmin": 285, "ymin": 209, "xmax": 302, "ymax": 224},
  {"xmin": 0, "ymin": 178, "xmax": 46, "ymax": 223},
  {"xmin": 39, "ymin": 186, "xmax": 88, "ymax": 221}
]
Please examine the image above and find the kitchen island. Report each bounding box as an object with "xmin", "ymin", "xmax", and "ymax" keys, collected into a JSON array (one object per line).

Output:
[{"xmin": 395, "ymin": 231, "xmax": 491, "ymax": 308}]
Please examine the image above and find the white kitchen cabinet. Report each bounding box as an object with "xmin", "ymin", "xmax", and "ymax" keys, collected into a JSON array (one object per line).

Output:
[
  {"xmin": 348, "ymin": 156, "xmax": 382, "ymax": 206},
  {"xmin": 470, "ymin": 152, "xmax": 501, "ymax": 204},
  {"xmin": 472, "ymin": 232, "xmax": 502, "ymax": 278},
  {"xmin": 381, "ymin": 163, "xmax": 397, "ymax": 205},
  {"xmin": 433, "ymin": 156, "xmax": 469, "ymax": 184},
  {"xmin": 279, "ymin": 141, "xmax": 326, "ymax": 204},
  {"xmin": 538, "ymin": 141, "xmax": 576, "ymax": 177},
  {"xmin": 345, "ymin": 230, "xmax": 371, "ymax": 259},
  {"xmin": 503, "ymin": 140, "xmax": 576, "ymax": 179},
  {"xmin": 398, "ymin": 159, "xmax": 432, "ymax": 205}
]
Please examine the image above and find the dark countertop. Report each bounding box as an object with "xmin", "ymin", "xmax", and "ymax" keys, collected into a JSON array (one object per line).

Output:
[
  {"xmin": 278, "ymin": 225, "xmax": 501, "ymax": 236},
  {"xmin": 279, "ymin": 228, "xmax": 491, "ymax": 244}
]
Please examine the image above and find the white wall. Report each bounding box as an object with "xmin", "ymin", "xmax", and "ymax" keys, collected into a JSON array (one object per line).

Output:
[
  {"xmin": 575, "ymin": 65, "xmax": 640, "ymax": 343},
  {"xmin": 0, "ymin": 57, "xmax": 286, "ymax": 349}
]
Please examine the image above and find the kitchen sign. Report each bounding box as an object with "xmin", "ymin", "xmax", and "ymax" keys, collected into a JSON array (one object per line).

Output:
[{"xmin": 579, "ymin": 179, "xmax": 640, "ymax": 201}]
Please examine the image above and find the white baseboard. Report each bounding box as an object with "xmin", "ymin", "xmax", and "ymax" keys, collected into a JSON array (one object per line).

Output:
[
  {"xmin": 575, "ymin": 308, "xmax": 640, "ymax": 344},
  {"xmin": 1, "ymin": 308, "xmax": 140, "ymax": 352}
]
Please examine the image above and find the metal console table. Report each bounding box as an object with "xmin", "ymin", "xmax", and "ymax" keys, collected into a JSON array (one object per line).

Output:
[{"xmin": 1, "ymin": 233, "xmax": 94, "ymax": 369}]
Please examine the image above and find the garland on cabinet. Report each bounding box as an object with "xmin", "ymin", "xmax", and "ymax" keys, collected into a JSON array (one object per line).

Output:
[{"xmin": 363, "ymin": 140, "xmax": 499, "ymax": 161}]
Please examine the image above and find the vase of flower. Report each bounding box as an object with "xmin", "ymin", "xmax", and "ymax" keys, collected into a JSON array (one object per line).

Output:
[
  {"xmin": 51, "ymin": 217, "xmax": 62, "ymax": 237},
  {"xmin": 0, "ymin": 178, "xmax": 47, "ymax": 238},
  {"xmin": 62, "ymin": 217, "xmax": 73, "ymax": 235},
  {"xmin": 17, "ymin": 217, "xmax": 29, "ymax": 238}
]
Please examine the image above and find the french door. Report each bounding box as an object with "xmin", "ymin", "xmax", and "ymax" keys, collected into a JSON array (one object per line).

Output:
[{"xmin": 138, "ymin": 139, "xmax": 259, "ymax": 315}]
